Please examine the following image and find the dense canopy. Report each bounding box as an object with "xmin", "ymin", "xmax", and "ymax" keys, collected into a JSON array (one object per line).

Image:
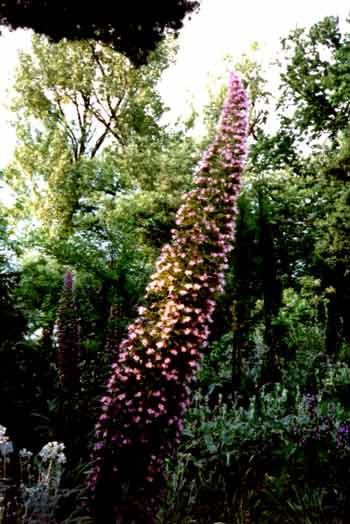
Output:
[
  {"xmin": 1, "ymin": 11, "xmax": 350, "ymax": 524},
  {"xmin": 0, "ymin": 0, "xmax": 200, "ymax": 64}
]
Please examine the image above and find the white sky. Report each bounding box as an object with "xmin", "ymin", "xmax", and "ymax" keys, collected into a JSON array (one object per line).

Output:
[{"xmin": 0, "ymin": 0, "xmax": 349, "ymax": 168}]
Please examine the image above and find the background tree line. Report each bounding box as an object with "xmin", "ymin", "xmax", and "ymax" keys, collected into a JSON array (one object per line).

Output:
[{"xmin": 0, "ymin": 13, "xmax": 350, "ymax": 523}]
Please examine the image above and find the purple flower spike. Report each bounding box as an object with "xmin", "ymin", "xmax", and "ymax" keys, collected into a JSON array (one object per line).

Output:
[
  {"xmin": 56, "ymin": 271, "xmax": 80, "ymax": 391},
  {"xmin": 89, "ymin": 72, "xmax": 249, "ymax": 523}
]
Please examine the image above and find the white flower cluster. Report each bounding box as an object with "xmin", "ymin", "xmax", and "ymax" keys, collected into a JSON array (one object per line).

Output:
[
  {"xmin": 38, "ymin": 441, "xmax": 66, "ymax": 464},
  {"xmin": 19, "ymin": 448, "xmax": 33, "ymax": 459},
  {"xmin": 0, "ymin": 424, "xmax": 13, "ymax": 456},
  {"xmin": 0, "ymin": 425, "xmax": 8, "ymax": 443}
]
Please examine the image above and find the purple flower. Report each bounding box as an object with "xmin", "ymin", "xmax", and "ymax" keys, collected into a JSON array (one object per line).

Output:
[
  {"xmin": 89, "ymin": 72, "xmax": 248, "ymax": 523},
  {"xmin": 56, "ymin": 271, "xmax": 80, "ymax": 392}
]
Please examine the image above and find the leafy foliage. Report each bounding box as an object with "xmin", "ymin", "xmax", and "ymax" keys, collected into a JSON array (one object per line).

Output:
[
  {"xmin": 0, "ymin": 0, "xmax": 200, "ymax": 65},
  {"xmin": 279, "ymin": 15, "xmax": 350, "ymax": 138},
  {"xmin": 1, "ymin": 11, "xmax": 350, "ymax": 524}
]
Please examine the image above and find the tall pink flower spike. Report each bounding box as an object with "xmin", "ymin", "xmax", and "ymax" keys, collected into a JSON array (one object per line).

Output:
[{"xmin": 89, "ymin": 72, "xmax": 249, "ymax": 523}]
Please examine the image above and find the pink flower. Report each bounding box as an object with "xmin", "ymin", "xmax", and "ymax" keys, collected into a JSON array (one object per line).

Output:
[{"xmin": 90, "ymin": 72, "xmax": 248, "ymax": 522}]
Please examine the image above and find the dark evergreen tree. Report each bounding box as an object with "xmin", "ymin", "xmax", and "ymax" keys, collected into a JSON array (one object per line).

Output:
[{"xmin": 0, "ymin": 0, "xmax": 200, "ymax": 65}]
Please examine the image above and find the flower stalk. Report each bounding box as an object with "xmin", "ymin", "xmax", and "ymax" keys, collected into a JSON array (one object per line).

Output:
[
  {"xmin": 90, "ymin": 72, "xmax": 248, "ymax": 523},
  {"xmin": 56, "ymin": 271, "xmax": 80, "ymax": 394}
]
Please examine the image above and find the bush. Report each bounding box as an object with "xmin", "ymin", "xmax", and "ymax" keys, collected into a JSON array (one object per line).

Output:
[{"xmin": 159, "ymin": 382, "xmax": 350, "ymax": 523}]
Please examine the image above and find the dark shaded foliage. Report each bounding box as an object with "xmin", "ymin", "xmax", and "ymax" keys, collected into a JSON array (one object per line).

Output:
[
  {"xmin": 0, "ymin": 272, "xmax": 26, "ymax": 350},
  {"xmin": 0, "ymin": 0, "xmax": 200, "ymax": 65}
]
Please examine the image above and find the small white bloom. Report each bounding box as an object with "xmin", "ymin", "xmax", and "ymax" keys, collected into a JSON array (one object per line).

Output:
[
  {"xmin": 0, "ymin": 425, "xmax": 8, "ymax": 445},
  {"xmin": 57, "ymin": 452, "xmax": 66, "ymax": 464},
  {"xmin": 0, "ymin": 441, "xmax": 14, "ymax": 456},
  {"xmin": 39, "ymin": 441, "xmax": 66, "ymax": 462},
  {"xmin": 19, "ymin": 448, "xmax": 33, "ymax": 459}
]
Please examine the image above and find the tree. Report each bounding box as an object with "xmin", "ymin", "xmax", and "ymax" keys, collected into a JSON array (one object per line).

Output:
[
  {"xmin": 202, "ymin": 45, "xmax": 342, "ymax": 389},
  {"xmin": 5, "ymin": 34, "xmax": 170, "ymax": 236},
  {"xmin": 279, "ymin": 16, "xmax": 350, "ymax": 355},
  {"xmin": 279, "ymin": 15, "xmax": 350, "ymax": 140},
  {"xmin": 4, "ymin": 34, "xmax": 200, "ymax": 251},
  {"xmin": 202, "ymin": 51, "xmax": 301, "ymax": 388},
  {"xmin": 0, "ymin": 233, "xmax": 26, "ymax": 351},
  {"xmin": 3, "ymin": 34, "xmax": 202, "ymax": 430},
  {"xmin": 311, "ymin": 139, "xmax": 350, "ymax": 355},
  {"xmin": 0, "ymin": 0, "xmax": 200, "ymax": 65}
]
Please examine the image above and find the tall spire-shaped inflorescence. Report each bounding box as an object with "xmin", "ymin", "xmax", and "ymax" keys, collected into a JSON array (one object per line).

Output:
[
  {"xmin": 56, "ymin": 270, "xmax": 80, "ymax": 394},
  {"xmin": 90, "ymin": 72, "xmax": 248, "ymax": 523}
]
